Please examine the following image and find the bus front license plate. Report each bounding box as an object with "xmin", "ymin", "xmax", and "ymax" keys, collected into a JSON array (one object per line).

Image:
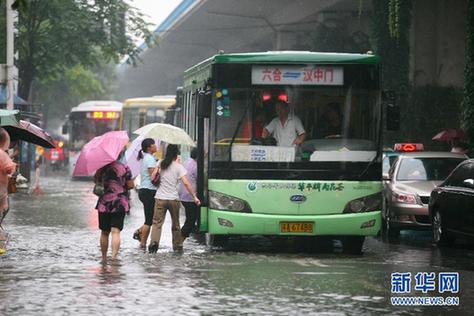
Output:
[{"xmin": 280, "ymin": 222, "xmax": 314, "ymax": 233}]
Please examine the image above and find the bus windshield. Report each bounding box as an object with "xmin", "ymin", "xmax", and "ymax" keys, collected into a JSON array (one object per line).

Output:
[
  {"xmin": 211, "ymin": 86, "xmax": 379, "ymax": 165},
  {"xmin": 69, "ymin": 112, "xmax": 120, "ymax": 150}
]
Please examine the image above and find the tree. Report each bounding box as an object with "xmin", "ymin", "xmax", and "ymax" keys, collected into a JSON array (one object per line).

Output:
[
  {"xmin": 462, "ymin": 0, "xmax": 474, "ymax": 154},
  {"xmin": 33, "ymin": 62, "xmax": 117, "ymax": 125},
  {"xmin": 5, "ymin": 0, "xmax": 156, "ymax": 100}
]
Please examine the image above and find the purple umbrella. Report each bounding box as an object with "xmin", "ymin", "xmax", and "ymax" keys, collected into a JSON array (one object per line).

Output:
[{"xmin": 124, "ymin": 136, "xmax": 160, "ymax": 178}]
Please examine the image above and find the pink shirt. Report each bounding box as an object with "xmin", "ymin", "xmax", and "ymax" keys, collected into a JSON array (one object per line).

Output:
[{"xmin": 0, "ymin": 149, "xmax": 16, "ymax": 210}]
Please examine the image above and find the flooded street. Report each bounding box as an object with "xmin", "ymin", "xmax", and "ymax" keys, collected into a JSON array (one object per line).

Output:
[{"xmin": 0, "ymin": 174, "xmax": 473, "ymax": 315}]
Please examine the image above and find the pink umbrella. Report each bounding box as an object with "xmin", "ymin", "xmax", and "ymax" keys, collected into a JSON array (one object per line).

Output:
[
  {"xmin": 432, "ymin": 128, "xmax": 467, "ymax": 141},
  {"xmin": 73, "ymin": 130, "xmax": 129, "ymax": 176}
]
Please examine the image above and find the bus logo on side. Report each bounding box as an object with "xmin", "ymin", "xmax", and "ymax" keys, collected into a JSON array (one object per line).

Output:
[
  {"xmin": 290, "ymin": 195, "xmax": 306, "ymax": 203},
  {"xmin": 247, "ymin": 182, "xmax": 257, "ymax": 192}
]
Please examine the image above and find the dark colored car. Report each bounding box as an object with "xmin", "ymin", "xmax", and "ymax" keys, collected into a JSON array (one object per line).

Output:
[{"xmin": 429, "ymin": 159, "xmax": 474, "ymax": 245}]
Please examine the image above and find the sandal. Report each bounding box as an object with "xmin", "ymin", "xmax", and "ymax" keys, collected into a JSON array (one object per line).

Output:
[
  {"xmin": 133, "ymin": 229, "xmax": 141, "ymax": 242},
  {"xmin": 148, "ymin": 241, "xmax": 159, "ymax": 253}
]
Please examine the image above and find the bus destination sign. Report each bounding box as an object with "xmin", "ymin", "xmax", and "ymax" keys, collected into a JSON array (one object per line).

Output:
[{"xmin": 252, "ymin": 65, "xmax": 343, "ymax": 86}]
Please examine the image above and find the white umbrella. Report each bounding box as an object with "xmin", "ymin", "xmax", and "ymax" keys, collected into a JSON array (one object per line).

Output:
[{"xmin": 133, "ymin": 123, "xmax": 195, "ymax": 147}]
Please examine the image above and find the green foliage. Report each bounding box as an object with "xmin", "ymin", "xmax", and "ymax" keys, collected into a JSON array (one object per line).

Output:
[
  {"xmin": 35, "ymin": 61, "xmax": 117, "ymax": 122},
  {"xmin": 0, "ymin": 0, "xmax": 157, "ymax": 99},
  {"xmin": 371, "ymin": 0, "xmax": 412, "ymax": 144},
  {"xmin": 388, "ymin": 0, "xmax": 401, "ymax": 39},
  {"xmin": 462, "ymin": 0, "xmax": 474, "ymax": 155}
]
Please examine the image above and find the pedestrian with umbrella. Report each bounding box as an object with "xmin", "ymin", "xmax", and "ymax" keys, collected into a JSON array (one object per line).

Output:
[
  {"xmin": 0, "ymin": 128, "xmax": 16, "ymax": 252},
  {"xmin": 148, "ymin": 144, "xmax": 200, "ymax": 253},
  {"xmin": 133, "ymin": 138, "xmax": 159, "ymax": 249},
  {"xmin": 432, "ymin": 128, "xmax": 469, "ymax": 154},
  {"xmin": 73, "ymin": 131, "xmax": 134, "ymax": 263},
  {"xmin": 133, "ymin": 123, "xmax": 200, "ymax": 252}
]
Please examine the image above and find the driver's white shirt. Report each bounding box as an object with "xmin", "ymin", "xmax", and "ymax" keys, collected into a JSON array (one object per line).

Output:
[{"xmin": 265, "ymin": 115, "xmax": 305, "ymax": 147}]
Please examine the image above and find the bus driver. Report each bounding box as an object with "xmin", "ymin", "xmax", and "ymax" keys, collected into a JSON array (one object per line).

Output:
[{"xmin": 262, "ymin": 100, "xmax": 306, "ymax": 147}]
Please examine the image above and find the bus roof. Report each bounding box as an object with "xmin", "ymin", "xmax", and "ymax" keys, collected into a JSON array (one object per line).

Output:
[
  {"xmin": 185, "ymin": 51, "xmax": 380, "ymax": 74},
  {"xmin": 71, "ymin": 100, "xmax": 123, "ymax": 113},
  {"xmin": 123, "ymin": 96, "xmax": 176, "ymax": 109}
]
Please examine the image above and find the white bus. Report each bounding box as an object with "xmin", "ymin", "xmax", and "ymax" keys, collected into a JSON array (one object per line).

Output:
[{"xmin": 65, "ymin": 100, "xmax": 123, "ymax": 176}]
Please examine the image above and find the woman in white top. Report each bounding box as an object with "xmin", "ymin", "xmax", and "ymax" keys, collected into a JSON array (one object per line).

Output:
[{"xmin": 148, "ymin": 144, "xmax": 200, "ymax": 252}]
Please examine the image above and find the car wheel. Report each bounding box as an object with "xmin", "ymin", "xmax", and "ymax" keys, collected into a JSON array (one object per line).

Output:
[
  {"xmin": 342, "ymin": 236, "xmax": 365, "ymax": 255},
  {"xmin": 432, "ymin": 210, "xmax": 454, "ymax": 246}
]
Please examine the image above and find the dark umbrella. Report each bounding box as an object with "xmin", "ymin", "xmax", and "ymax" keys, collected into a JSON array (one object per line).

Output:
[
  {"xmin": 432, "ymin": 128, "xmax": 467, "ymax": 141},
  {"xmin": 3, "ymin": 120, "xmax": 55, "ymax": 148}
]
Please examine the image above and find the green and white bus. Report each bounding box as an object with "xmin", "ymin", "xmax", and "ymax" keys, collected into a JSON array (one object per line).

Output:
[{"xmin": 180, "ymin": 51, "xmax": 382, "ymax": 253}]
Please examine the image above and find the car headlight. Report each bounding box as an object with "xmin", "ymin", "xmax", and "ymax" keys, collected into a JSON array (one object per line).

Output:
[
  {"xmin": 343, "ymin": 192, "xmax": 382, "ymax": 213},
  {"xmin": 209, "ymin": 191, "xmax": 252, "ymax": 213},
  {"xmin": 392, "ymin": 190, "xmax": 418, "ymax": 204}
]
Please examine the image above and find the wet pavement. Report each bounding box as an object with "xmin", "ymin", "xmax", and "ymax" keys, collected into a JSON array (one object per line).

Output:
[{"xmin": 1, "ymin": 174, "xmax": 473, "ymax": 315}]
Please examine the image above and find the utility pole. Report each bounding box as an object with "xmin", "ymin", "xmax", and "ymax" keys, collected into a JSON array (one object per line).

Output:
[{"xmin": 6, "ymin": 0, "xmax": 15, "ymax": 110}]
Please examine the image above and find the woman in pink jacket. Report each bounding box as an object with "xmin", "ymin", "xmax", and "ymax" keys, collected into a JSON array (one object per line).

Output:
[{"xmin": 0, "ymin": 128, "xmax": 16, "ymax": 229}]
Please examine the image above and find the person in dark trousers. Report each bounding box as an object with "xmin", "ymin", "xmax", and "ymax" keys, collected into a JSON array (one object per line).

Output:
[
  {"xmin": 133, "ymin": 138, "xmax": 158, "ymax": 249},
  {"xmin": 179, "ymin": 148, "xmax": 198, "ymax": 242}
]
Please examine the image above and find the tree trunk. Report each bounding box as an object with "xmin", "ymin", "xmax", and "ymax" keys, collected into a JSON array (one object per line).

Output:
[
  {"xmin": 462, "ymin": 0, "xmax": 474, "ymax": 155},
  {"xmin": 18, "ymin": 65, "xmax": 34, "ymax": 101}
]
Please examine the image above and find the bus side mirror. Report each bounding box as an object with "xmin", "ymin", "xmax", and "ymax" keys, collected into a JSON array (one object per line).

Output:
[
  {"xmin": 383, "ymin": 90, "xmax": 400, "ymax": 131},
  {"xmin": 197, "ymin": 90, "xmax": 212, "ymax": 118},
  {"xmin": 62, "ymin": 123, "xmax": 68, "ymax": 135}
]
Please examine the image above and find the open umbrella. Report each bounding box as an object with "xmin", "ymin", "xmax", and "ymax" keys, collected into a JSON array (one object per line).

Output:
[
  {"xmin": 0, "ymin": 109, "xmax": 19, "ymax": 126},
  {"xmin": 133, "ymin": 123, "xmax": 195, "ymax": 146},
  {"xmin": 73, "ymin": 130, "xmax": 129, "ymax": 176},
  {"xmin": 3, "ymin": 120, "xmax": 55, "ymax": 148},
  {"xmin": 432, "ymin": 128, "xmax": 467, "ymax": 141},
  {"xmin": 124, "ymin": 135, "xmax": 160, "ymax": 178}
]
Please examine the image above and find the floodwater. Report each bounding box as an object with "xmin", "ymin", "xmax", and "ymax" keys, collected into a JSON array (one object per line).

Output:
[{"xmin": 1, "ymin": 174, "xmax": 473, "ymax": 315}]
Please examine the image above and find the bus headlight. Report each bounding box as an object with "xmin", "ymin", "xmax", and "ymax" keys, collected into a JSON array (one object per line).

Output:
[
  {"xmin": 209, "ymin": 191, "xmax": 252, "ymax": 213},
  {"xmin": 343, "ymin": 192, "xmax": 382, "ymax": 213}
]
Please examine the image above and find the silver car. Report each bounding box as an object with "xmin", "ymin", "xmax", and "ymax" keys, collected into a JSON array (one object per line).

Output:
[{"xmin": 382, "ymin": 151, "xmax": 467, "ymax": 238}]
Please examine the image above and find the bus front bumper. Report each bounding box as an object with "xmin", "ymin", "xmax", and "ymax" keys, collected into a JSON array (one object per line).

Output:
[{"xmin": 208, "ymin": 209, "xmax": 381, "ymax": 236}]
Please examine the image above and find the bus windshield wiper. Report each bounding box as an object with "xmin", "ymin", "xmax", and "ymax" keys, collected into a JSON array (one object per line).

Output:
[{"xmin": 358, "ymin": 150, "xmax": 380, "ymax": 179}]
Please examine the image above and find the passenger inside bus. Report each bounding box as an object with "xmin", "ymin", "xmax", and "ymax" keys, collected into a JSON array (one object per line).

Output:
[
  {"xmin": 261, "ymin": 100, "xmax": 306, "ymax": 147},
  {"xmin": 318, "ymin": 102, "xmax": 343, "ymax": 138}
]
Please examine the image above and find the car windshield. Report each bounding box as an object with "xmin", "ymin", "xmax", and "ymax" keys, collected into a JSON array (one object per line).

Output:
[{"xmin": 396, "ymin": 157, "xmax": 465, "ymax": 181}]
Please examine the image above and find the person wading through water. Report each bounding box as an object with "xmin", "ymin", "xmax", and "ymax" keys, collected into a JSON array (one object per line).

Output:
[
  {"xmin": 148, "ymin": 144, "xmax": 200, "ymax": 253},
  {"xmin": 133, "ymin": 138, "xmax": 158, "ymax": 248}
]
